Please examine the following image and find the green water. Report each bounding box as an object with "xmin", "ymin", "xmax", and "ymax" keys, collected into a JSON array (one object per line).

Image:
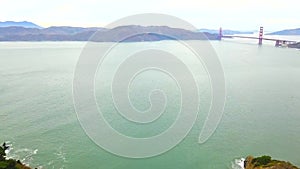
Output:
[{"xmin": 0, "ymin": 41, "xmax": 300, "ymax": 169}]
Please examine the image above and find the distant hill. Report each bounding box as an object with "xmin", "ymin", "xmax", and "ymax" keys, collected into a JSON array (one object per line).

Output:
[
  {"xmin": 267, "ymin": 28, "xmax": 300, "ymax": 35},
  {"xmin": 42, "ymin": 26, "xmax": 106, "ymax": 35},
  {"xmin": 0, "ymin": 25, "xmax": 218, "ymax": 41},
  {"xmin": 198, "ymin": 29, "xmax": 253, "ymax": 35},
  {"xmin": 288, "ymin": 42, "xmax": 300, "ymax": 49},
  {"xmin": 0, "ymin": 21, "xmax": 43, "ymax": 29}
]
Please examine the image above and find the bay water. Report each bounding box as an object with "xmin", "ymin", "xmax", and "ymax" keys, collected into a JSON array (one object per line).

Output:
[{"xmin": 0, "ymin": 39, "xmax": 300, "ymax": 169}]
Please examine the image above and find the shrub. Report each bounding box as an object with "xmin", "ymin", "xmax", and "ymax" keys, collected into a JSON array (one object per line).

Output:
[{"xmin": 253, "ymin": 155, "xmax": 272, "ymax": 167}]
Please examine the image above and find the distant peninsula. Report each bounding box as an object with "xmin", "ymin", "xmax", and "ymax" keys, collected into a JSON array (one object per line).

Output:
[
  {"xmin": 245, "ymin": 155, "xmax": 299, "ymax": 169},
  {"xmin": 198, "ymin": 28, "xmax": 253, "ymax": 35},
  {"xmin": 267, "ymin": 28, "xmax": 300, "ymax": 35},
  {"xmin": 0, "ymin": 21, "xmax": 42, "ymax": 29},
  {"xmin": 288, "ymin": 42, "xmax": 300, "ymax": 49},
  {"xmin": 0, "ymin": 24, "xmax": 218, "ymax": 42}
]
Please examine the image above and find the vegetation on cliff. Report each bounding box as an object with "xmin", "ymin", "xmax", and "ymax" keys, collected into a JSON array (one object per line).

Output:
[
  {"xmin": 0, "ymin": 143, "xmax": 31, "ymax": 169},
  {"xmin": 245, "ymin": 155, "xmax": 299, "ymax": 169}
]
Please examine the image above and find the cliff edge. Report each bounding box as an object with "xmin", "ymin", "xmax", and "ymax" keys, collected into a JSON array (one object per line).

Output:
[
  {"xmin": 0, "ymin": 143, "xmax": 31, "ymax": 169},
  {"xmin": 245, "ymin": 155, "xmax": 299, "ymax": 169}
]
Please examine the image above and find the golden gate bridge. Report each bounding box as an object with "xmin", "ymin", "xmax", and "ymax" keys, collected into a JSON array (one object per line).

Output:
[{"xmin": 218, "ymin": 27, "xmax": 298, "ymax": 47}]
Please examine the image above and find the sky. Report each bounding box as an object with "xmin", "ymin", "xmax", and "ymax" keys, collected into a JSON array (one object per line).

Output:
[{"xmin": 1, "ymin": 0, "xmax": 299, "ymax": 31}]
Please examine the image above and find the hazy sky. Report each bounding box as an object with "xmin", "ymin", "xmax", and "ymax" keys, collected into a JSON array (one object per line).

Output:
[{"xmin": 1, "ymin": 0, "xmax": 299, "ymax": 31}]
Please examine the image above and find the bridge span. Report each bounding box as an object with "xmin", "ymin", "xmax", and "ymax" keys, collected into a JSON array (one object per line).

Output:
[{"xmin": 219, "ymin": 27, "xmax": 298, "ymax": 47}]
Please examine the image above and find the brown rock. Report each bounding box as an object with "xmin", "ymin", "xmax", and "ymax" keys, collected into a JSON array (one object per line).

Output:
[{"xmin": 244, "ymin": 155, "xmax": 299, "ymax": 169}]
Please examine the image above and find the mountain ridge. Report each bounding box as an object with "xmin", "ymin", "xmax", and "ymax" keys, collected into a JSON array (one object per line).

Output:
[
  {"xmin": 0, "ymin": 21, "xmax": 43, "ymax": 29},
  {"xmin": 198, "ymin": 28, "xmax": 253, "ymax": 35},
  {"xmin": 0, "ymin": 25, "xmax": 218, "ymax": 41},
  {"xmin": 267, "ymin": 28, "xmax": 300, "ymax": 35}
]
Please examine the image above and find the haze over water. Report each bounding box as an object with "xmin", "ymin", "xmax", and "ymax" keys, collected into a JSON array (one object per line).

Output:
[{"xmin": 0, "ymin": 38, "xmax": 300, "ymax": 168}]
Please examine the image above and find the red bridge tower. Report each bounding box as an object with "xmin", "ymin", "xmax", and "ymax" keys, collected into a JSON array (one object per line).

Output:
[
  {"xmin": 258, "ymin": 26, "xmax": 263, "ymax": 45},
  {"xmin": 218, "ymin": 27, "xmax": 223, "ymax": 40}
]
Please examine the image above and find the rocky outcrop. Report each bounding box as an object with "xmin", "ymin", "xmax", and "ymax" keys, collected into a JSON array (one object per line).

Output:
[
  {"xmin": 0, "ymin": 143, "xmax": 31, "ymax": 169},
  {"xmin": 245, "ymin": 155, "xmax": 299, "ymax": 169}
]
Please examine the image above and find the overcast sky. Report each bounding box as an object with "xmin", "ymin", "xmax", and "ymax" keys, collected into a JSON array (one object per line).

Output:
[{"xmin": 1, "ymin": 0, "xmax": 299, "ymax": 31}]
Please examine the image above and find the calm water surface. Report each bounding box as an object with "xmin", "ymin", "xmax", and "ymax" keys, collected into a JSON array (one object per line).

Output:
[{"xmin": 0, "ymin": 40, "xmax": 300, "ymax": 169}]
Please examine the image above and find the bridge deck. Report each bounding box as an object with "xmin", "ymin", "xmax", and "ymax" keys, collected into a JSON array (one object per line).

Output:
[{"xmin": 222, "ymin": 35, "xmax": 297, "ymax": 43}]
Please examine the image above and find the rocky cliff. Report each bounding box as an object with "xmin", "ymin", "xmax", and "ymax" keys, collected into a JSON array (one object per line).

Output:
[
  {"xmin": 245, "ymin": 156, "xmax": 299, "ymax": 169},
  {"xmin": 0, "ymin": 143, "xmax": 31, "ymax": 169}
]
